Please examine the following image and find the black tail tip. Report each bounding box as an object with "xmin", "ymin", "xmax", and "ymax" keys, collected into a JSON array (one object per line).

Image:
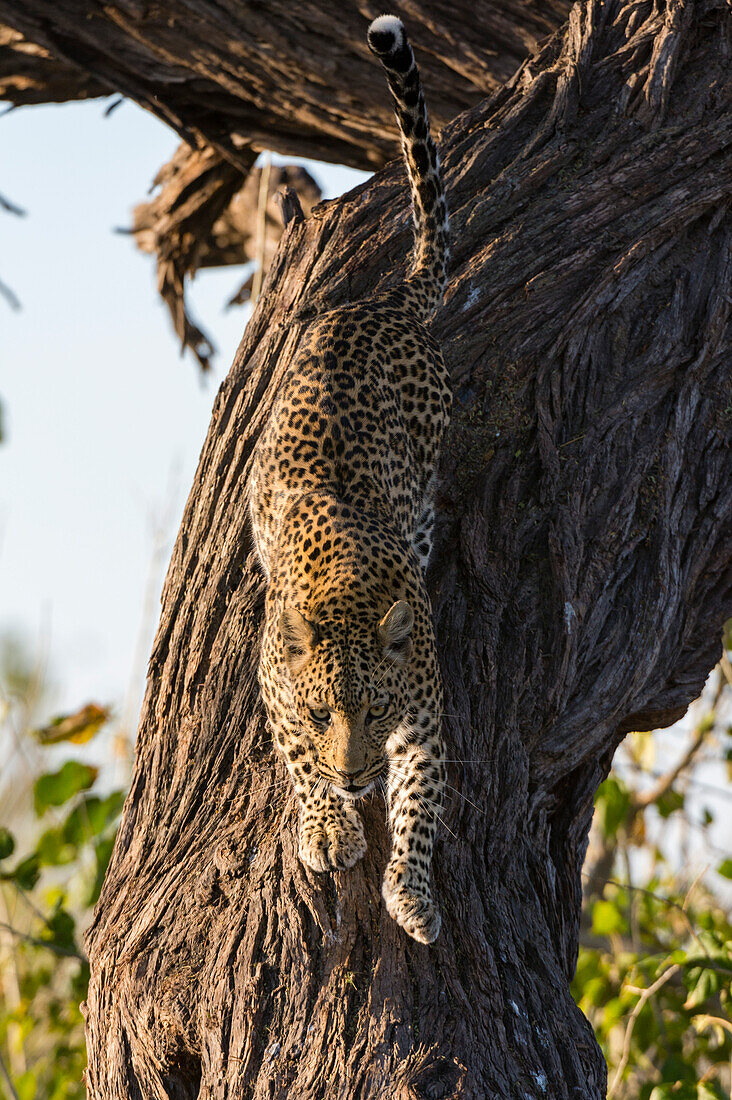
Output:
[{"xmin": 367, "ymin": 14, "xmax": 406, "ymax": 58}]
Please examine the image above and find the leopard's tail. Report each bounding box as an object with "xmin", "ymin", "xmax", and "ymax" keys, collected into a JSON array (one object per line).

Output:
[{"xmin": 367, "ymin": 15, "xmax": 449, "ymax": 322}]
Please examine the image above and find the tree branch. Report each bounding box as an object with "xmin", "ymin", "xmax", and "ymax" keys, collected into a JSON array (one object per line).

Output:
[
  {"xmin": 0, "ymin": 23, "xmax": 109, "ymax": 106},
  {"xmin": 0, "ymin": 2, "xmax": 572, "ymax": 169},
  {"xmin": 608, "ymin": 963, "xmax": 682, "ymax": 1097}
]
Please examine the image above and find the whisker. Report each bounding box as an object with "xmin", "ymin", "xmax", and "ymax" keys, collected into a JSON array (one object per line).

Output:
[
  {"xmin": 386, "ymin": 762, "xmax": 484, "ymax": 815},
  {"xmin": 245, "ymin": 779, "xmax": 293, "ymax": 800},
  {"xmin": 372, "ymin": 660, "xmax": 396, "ymax": 692},
  {"xmin": 373, "ymin": 651, "xmax": 398, "ymax": 688},
  {"xmin": 413, "ymin": 795, "xmax": 458, "ymax": 841},
  {"xmin": 368, "ymin": 653, "xmax": 391, "ymax": 691},
  {"xmin": 442, "ymin": 781, "xmax": 483, "ymax": 814},
  {"xmin": 378, "ymin": 777, "xmax": 390, "ymax": 831},
  {"xmin": 385, "ymin": 774, "xmax": 446, "ymax": 815}
]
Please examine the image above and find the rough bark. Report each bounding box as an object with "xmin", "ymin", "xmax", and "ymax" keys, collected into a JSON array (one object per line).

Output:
[
  {"xmin": 0, "ymin": 24, "xmax": 109, "ymax": 105},
  {"xmin": 82, "ymin": 0, "xmax": 731, "ymax": 1096},
  {"xmin": 131, "ymin": 163, "xmax": 321, "ymax": 284},
  {"xmin": 0, "ymin": 2, "xmax": 572, "ymax": 169}
]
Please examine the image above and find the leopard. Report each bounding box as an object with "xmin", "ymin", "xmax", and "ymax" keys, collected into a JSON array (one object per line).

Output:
[{"xmin": 249, "ymin": 14, "xmax": 450, "ymax": 944}]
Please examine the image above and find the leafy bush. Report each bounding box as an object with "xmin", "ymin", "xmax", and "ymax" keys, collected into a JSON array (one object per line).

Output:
[
  {"xmin": 575, "ymin": 662, "xmax": 732, "ymax": 1099},
  {"xmin": 0, "ymin": 698, "xmax": 123, "ymax": 1100}
]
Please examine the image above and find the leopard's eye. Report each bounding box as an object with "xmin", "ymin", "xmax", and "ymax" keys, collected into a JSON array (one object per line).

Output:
[
  {"xmin": 368, "ymin": 702, "xmax": 388, "ymax": 719},
  {"xmin": 308, "ymin": 705, "xmax": 330, "ymax": 724}
]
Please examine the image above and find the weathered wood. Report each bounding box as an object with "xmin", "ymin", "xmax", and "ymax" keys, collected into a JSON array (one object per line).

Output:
[
  {"xmin": 127, "ymin": 150, "xmax": 321, "ymax": 371},
  {"xmin": 82, "ymin": 0, "xmax": 731, "ymax": 1095},
  {"xmin": 0, "ymin": 2, "xmax": 571, "ymax": 169},
  {"xmin": 0, "ymin": 24, "xmax": 109, "ymax": 105}
]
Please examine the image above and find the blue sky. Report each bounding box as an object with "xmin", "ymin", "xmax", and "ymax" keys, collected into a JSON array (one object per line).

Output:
[{"xmin": 1, "ymin": 96, "xmax": 368, "ymax": 727}]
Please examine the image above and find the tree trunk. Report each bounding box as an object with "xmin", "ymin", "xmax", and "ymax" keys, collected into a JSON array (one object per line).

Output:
[
  {"xmin": 0, "ymin": 1, "xmax": 572, "ymax": 170},
  {"xmin": 81, "ymin": 0, "xmax": 731, "ymax": 1095}
]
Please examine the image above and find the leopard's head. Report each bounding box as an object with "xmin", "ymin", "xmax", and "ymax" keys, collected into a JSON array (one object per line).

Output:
[{"xmin": 279, "ymin": 599, "xmax": 414, "ymax": 797}]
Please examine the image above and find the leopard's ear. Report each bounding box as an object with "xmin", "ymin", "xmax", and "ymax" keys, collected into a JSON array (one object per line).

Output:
[
  {"xmin": 377, "ymin": 600, "xmax": 414, "ymax": 664},
  {"xmin": 280, "ymin": 607, "xmax": 319, "ymax": 675}
]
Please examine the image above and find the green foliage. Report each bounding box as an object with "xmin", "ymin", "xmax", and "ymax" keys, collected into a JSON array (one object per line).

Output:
[
  {"xmin": 1, "ymin": 694, "xmax": 123, "ymax": 1099},
  {"xmin": 34, "ymin": 761, "xmax": 99, "ymax": 815},
  {"xmin": 592, "ymin": 897, "xmax": 629, "ymax": 936},
  {"xmin": 576, "ymin": 889, "xmax": 731, "ymax": 1097},
  {"xmin": 574, "ymin": 656, "xmax": 732, "ymax": 1099},
  {"xmin": 596, "ymin": 776, "xmax": 632, "ymax": 837},
  {"xmin": 3, "ymin": 854, "xmax": 41, "ymax": 891},
  {"xmin": 0, "ymin": 827, "xmax": 15, "ymax": 861}
]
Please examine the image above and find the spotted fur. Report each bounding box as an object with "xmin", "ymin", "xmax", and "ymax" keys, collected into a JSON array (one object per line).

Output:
[{"xmin": 249, "ymin": 15, "xmax": 450, "ymax": 944}]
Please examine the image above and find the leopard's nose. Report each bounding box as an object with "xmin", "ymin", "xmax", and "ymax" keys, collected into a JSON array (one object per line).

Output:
[
  {"xmin": 335, "ymin": 767, "xmax": 361, "ymax": 781},
  {"xmin": 335, "ymin": 767, "xmax": 365, "ymax": 792}
]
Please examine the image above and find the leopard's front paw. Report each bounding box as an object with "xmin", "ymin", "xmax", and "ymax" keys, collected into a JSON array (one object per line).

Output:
[
  {"xmin": 382, "ymin": 859, "xmax": 441, "ymax": 944},
  {"xmin": 299, "ymin": 806, "xmax": 367, "ymax": 872}
]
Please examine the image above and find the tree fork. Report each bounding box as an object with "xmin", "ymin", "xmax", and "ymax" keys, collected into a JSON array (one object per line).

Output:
[
  {"xmin": 84, "ymin": 0, "xmax": 731, "ymax": 1095},
  {"xmin": 0, "ymin": 1, "xmax": 572, "ymax": 168}
]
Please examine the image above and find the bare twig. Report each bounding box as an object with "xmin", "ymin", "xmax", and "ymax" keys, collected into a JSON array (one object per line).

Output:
[
  {"xmin": 0, "ymin": 192, "xmax": 25, "ymax": 217},
  {"xmin": 0, "ymin": 1046, "xmax": 20, "ymax": 1100},
  {"xmin": 250, "ymin": 153, "xmax": 271, "ymax": 305},
  {"xmin": 608, "ymin": 965, "xmax": 681, "ymax": 1098},
  {"xmin": 0, "ymin": 276, "xmax": 21, "ymax": 311},
  {"xmin": 0, "ymin": 919, "xmax": 85, "ymax": 961}
]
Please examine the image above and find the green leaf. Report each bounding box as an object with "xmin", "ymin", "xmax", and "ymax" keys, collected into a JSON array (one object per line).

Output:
[
  {"xmin": 596, "ymin": 777, "xmax": 631, "ymax": 837},
  {"xmin": 592, "ymin": 899, "xmax": 628, "ymax": 936},
  {"xmin": 695, "ymin": 930, "xmax": 731, "ymax": 961},
  {"xmin": 43, "ymin": 905, "xmax": 77, "ymax": 952},
  {"xmin": 35, "ymin": 827, "xmax": 77, "ymax": 867},
  {"xmin": 0, "ymin": 825, "xmax": 15, "ymax": 860},
  {"xmin": 61, "ymin": 790, "xmax": 124, "ymax": 845},
  {"xmin": 581, "ymin": 976, "xmax": 608, "ymax": 1006},
  {"xmin": 717, "ymin": 859, "xmax": 732, "ymax": 880},
  {"xmin": 650, "ymin": 1081, "xmax": 698, "ymax": 1100},
  {"xmin": 14, "ymin": 1070, "xmax": 38, "ymax": 1100},
  {"xmin": 656, "ymin": 788, "xmax": 685, "ymax": 818},
  {"xmin": 683, "ymin": 965, "xmax": 719, "ymax": 1009},
  {"xmin": 600, "ymin": 996, "xmax": 626, "ymax": 1029},
  {"xmin": 698, "ymin": 1084, "xmax": 727, "ymax": 1100},
  {"xmin": 7, "ymin": 854, "xmax": 40, "ymax": 890},
  {"xmin": 34, "ymin": 760, "xmax": 98, "ymax": 815}
]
